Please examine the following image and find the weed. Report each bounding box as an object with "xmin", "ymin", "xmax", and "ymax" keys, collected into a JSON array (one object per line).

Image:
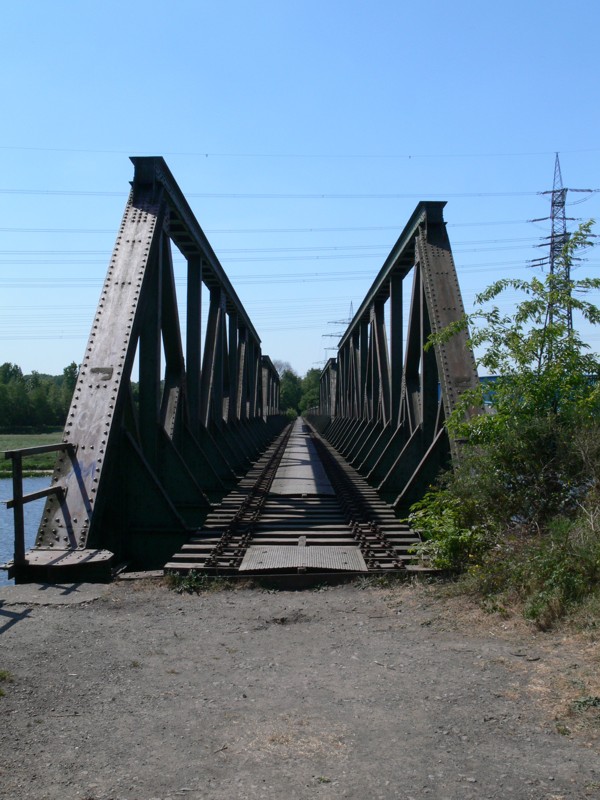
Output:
[
  {"xmin": 407, "ymin": 488, "xmax": 486, "ymax": 571},
  {"xmin": 166, "ymin": 570, "xmax": 236, "ymax": 594},
  {"xmin": 565, "ymin": 590, "xmax": 600, "ymax": 633},
  {"xmin": 572, "ymin": 696, "xmax": 600, "ymax": 712},
  {"xmin": 480, "ymin": 597, "xmax": 510, "ymax": 617},
  {"xmin": 355, "ymin": 574, "xmax": 406, "ymax": 590},
  {"xmin": 458, "ymin": 498, "xmax": 600, "ymax": 629}
]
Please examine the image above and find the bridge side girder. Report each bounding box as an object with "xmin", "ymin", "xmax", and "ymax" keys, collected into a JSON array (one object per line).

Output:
[
  {"xmin": 314, "ymin": 202, "xmax": 478, "ymax": 513},
  {"xmin": 24, "ymin": 158, "xmax": 284, "ymax": 579}
]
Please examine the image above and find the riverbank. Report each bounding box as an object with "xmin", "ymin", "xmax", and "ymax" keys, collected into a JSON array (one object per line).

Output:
[
  {"xmin": 0, "ymin": 432, "xmax": 63, "ymax": 477},
  {"xmin": 1, "ymin": 577, "xmax": 599, "ymax": 799}
]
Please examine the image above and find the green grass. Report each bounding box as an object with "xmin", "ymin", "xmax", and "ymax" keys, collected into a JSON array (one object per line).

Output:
[
  {"xmin": 166, "ymin": 570, "xmax": 241, "ymax": 593},
  {"xmin": 0, "ymin": 432, "xmax": 63, "ymax": 476}
]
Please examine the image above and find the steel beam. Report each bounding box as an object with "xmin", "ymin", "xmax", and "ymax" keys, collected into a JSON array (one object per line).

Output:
[
  {"xmin": 313, "ymin": 201, "xmax": 478, "ymax": 513},
  {"xmin": 19, "ymin": 158, "xmax": 285, "ymax": 580}
]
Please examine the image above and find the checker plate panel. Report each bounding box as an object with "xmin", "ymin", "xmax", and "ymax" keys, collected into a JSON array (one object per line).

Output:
[{"xmin": 239, "ymin": 545, "xmax": 367, "ymax": 572}]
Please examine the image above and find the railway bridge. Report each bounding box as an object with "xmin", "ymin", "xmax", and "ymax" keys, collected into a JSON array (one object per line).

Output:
[{"xmin": 4, "ymin": 157, "xmax": 478, "ymax": 583}]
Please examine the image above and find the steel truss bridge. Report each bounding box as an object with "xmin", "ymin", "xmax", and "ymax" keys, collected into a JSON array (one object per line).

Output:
[{"xmin": 4, "ymin": 158, "xmax": 478, "ymax": 583}]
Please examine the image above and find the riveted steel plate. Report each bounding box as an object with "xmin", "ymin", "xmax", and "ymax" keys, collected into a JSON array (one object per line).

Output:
[{"xmin": 239, "ymin": 545, "xmax": 367, "ymax": 572}]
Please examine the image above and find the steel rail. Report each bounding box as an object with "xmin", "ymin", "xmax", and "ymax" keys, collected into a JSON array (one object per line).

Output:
[
  {"xmin": 202, "ymin": 422, "xmax": 295, "ymax": 570},
  {"xmin": 307, "ymin": 428, "xmax": 406, "ymax": 571},
  {"xmin": 166, "ymin": 420, "xmax": 413, "ymax": 576}
]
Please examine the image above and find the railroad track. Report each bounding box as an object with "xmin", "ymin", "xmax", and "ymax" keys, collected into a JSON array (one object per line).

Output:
[{"xmin": 164, "ymin": 420, "xmax": 421, "ymax": 576}]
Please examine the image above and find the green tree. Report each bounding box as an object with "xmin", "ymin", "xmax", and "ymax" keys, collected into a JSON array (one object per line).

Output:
[
  {"xmin": 453, "ymin": 221, "xmax": 600, "ymax": 432},
  {"xmin": 299, "ymin": 368, "xmax": 321, "ymax": 413},
  {"xmin": 62, "ymin": 362, "xmax": 78, "ymax": 393},
  {"xmin": 412, "ymin": 221, "xmax": 600, "ymax": 563},
  {"xmin": 0, "ymin": 362, "xmax": 23, "ymax": 384},
  {"xmin": 279, "ymin": 369, "xmax": 302, "ymax": 414},
  {"xmin": 6, "ymin": 378, "xmax": 31, "ymax": 427},
  {"xmin": 272, "ymin": 359, "xmax": 294, "ymax": 377},
  {"xmin": 60, "ymin": 361, "xmax": 79, "ymax": 416},
  {"xmin": 0, "ymin": 361, "xmax": 78, "ymax": 430}
]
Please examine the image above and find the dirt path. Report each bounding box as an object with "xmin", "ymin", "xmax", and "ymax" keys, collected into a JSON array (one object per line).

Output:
[{"xmin": 1, "ymin": 578, "xmax": 599, "ymax": 800}]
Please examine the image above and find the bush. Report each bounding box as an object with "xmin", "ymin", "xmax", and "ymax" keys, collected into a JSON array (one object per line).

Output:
[
  {"xmin": 410, "ymin": 221, "xmax": 600, "ymax": 625},
  {"xmin": 467, "ymin": 496, "xmax": 600, "ymax": 628},
  {"xmin": 408, "ymin": 488, "xmax": 486, "ymax": 570}
]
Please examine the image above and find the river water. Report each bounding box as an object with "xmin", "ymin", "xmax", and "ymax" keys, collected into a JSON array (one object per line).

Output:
[{"xmin": 0, "ymin": 476, "xmax": 50, "ymax": 586}]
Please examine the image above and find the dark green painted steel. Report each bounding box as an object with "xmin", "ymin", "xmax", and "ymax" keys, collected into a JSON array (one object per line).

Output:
[
  {"xmin": 311, "ymin": 201, "xmax": 478, "ymax": 514},
  {"xmin": 12, "ymin": 157, "xmax": 284, "ymax": 581}
]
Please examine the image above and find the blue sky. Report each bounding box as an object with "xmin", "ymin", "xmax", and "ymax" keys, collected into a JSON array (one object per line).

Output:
[{"xmin": 1, "ymin": 0, "xmax": 599, "ymax": 377}]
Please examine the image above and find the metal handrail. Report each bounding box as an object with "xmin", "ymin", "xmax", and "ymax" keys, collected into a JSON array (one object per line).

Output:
[{"xmin": 3, "ymin": 443, "xmax": 75, "ymax": 567}]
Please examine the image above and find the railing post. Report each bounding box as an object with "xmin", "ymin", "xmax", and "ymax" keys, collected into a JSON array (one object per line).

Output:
[
  {"xmin": 5, "ymin": 442, "xmax": 74, "ymax": 569},
  {"xmin": 11, "ymin": 453, "xmax": 25, "ymax": 567}
]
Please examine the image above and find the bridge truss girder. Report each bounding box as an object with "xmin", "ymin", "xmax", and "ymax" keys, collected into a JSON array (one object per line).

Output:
[
  {"xmin": 314, "ymin": 201, "xmax": 478, "ymax": 512},
  {"xmin": 28, "ymin": 158, "xmax": 283, "ymax": 578}
]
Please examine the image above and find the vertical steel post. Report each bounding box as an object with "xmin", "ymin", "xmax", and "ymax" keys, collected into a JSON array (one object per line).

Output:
[
  {"xmin": 359, "ymin": 320, "xmax": 368, "ymax": 418},
  {"xmin": 11, "ymin": 454, "xmax": 25, "ymax": 567},
  {"xmin": 237, "ymin": 327, "xmax": 248, "ymax": 420},
  {"xmin": 186, "ymin": 256, "xmax": 203, "ymax": 434},
  {"xmin": 374, "ymin": 299, "xmax": 391, "ymax": 425},
  {"xmin": 390, "ymin": 273, "xmax": 403, "ymax": 428},
  {"xmin": 200, "ymin": 288, "xmax": 222, "ymax": 428},
  {"xmin": 228, "ymin": 312, "xmax": 239, "ymax": 422},
  {"xmin": 247, "ymin": 338, "xmax": 257, "ymax": 418},
  {"xmin": 138, "ymin": 236, "xmax": 162, "ymax": 466}
]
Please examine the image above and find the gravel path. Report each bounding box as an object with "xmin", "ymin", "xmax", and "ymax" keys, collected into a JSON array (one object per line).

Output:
[{"xmin": 1, "ymin": 578, "xmax": 599, "ymax": 800}]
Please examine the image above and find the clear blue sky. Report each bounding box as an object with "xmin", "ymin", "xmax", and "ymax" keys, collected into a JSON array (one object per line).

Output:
[{"xmin": 1, "ymin": 0, "xmax": 599, "ymax": 377}]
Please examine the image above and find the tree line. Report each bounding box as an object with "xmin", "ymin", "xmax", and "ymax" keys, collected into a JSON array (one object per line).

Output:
[
  {"xmin": 0, "ymin": 357, "xmax": 321, "ymax": 431},
  {"xmin": 276, "ymin": 364, "xmax": 321, "ymax": 416},
  {"xmin": 0, "ymin": 362, "xmax": 78, "ymax": 432}
]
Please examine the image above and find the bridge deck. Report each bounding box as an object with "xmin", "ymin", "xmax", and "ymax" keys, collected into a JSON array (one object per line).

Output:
[
  {"xmin": 164, "ymin": 420, "xmax": 421, "ymax": 577},
  {"xmin": 269, "ymin": 419, "xmax": 334, "ymax": 495}
]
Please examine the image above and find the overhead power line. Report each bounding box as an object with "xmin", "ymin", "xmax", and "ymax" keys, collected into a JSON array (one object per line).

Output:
[
  {"xmin": 0, "ymin": 220, "xmax": 535, "ymax": 234},
  {"xmin": 0, "ymin": 187, "xmax": 550, "ymax": 200},
  {"xmin": 1, "ymin": 144, "xmax": 600, "ymax": 159}
]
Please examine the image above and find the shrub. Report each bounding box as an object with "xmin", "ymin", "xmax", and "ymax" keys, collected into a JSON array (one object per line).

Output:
[
  {"xmin": 408, "ymin": 487, "xmax": 486, "ymax": 570},
  {"xmin": 409, "ymin": 221, "xmax": 600, "ymax": 625}
]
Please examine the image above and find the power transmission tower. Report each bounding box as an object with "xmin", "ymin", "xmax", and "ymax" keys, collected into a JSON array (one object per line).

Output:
[
  {"xmin": 322, "ymin": 301, "xmax": 354, "ymax": 339},
  {"xmin": 529, "ymin": 153, "xmax": 595, "ymax": 330},
  {"xmin": 315, "ymin": 304, "xmax": 356, "ymax": 366},
  {"xmin": 530, "ymin": 154, "xmax": 571, "ymax": 272},
  {"xmin": 548, "ymin": 153, "xmax": 569, "ymax": 280}
]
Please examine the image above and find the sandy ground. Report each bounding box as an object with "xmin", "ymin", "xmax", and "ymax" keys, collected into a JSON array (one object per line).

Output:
[{"xmin": 1, "ymin": 577, "xmax": 599, "ymax": 800}]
